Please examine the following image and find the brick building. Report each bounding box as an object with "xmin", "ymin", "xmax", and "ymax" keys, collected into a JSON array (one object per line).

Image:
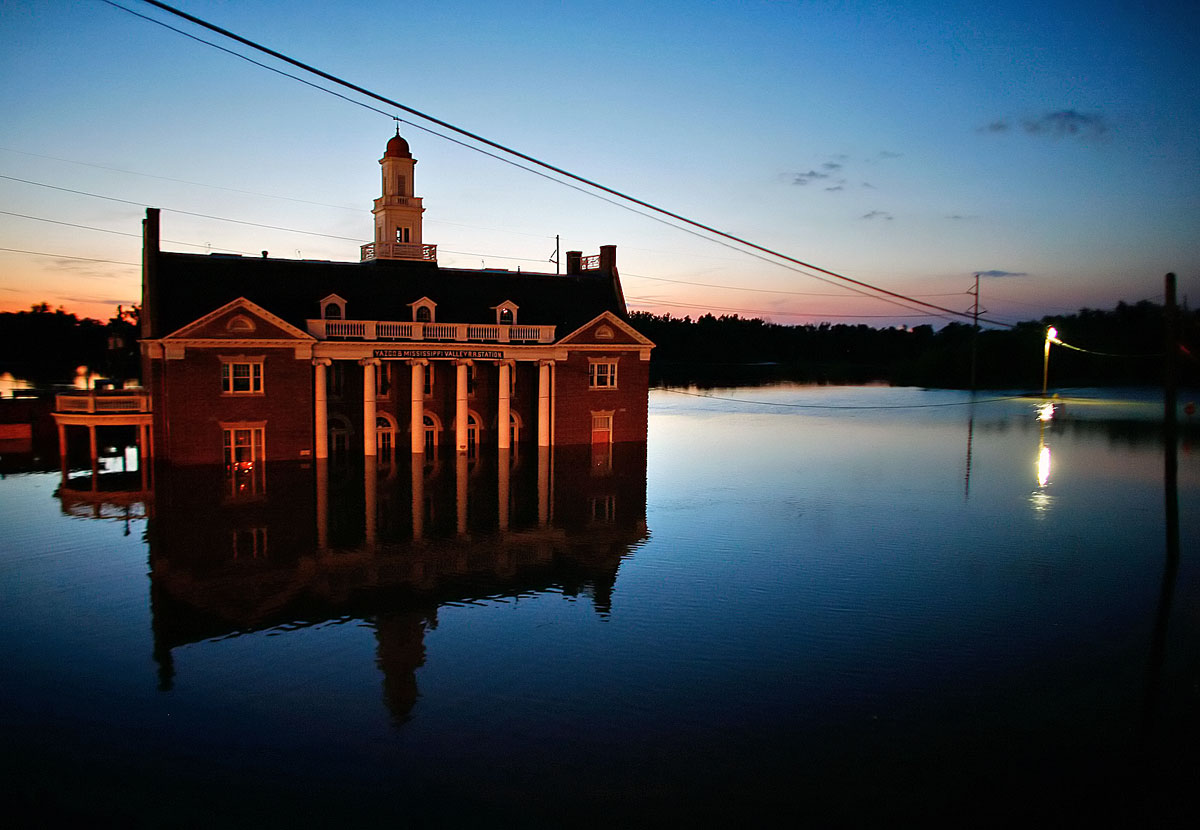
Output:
[{"xmin": 140, "ymin": 133, "xmax": 653, "ymax": 468}]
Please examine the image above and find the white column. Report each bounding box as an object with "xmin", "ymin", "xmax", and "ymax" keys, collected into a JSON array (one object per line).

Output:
[
  {"xmin": 57, "ymin": 423, "xmax": 68, "ymax": 483},
  {"xmin": 455, "ymin": 360, "xmax": 470, "ymax": 453},
  {"xmin": 411, "ymin": 455, "xmax": 425, "ymax": 542},
  {"xmin": 313, "ymin": 358, "xmax": 331, "ymax": 460},
  {"xmin": 498, "ymin": 446, "xmax": 510, "ymax": 531},
  {"xmin": 537, "ymin": 445, "xmax": 551, "ymax": 527},
  {"xmin": 456, "ymin": 451, "xmax": 469, "ymax": 536},
  {"xmin": 88, "ymin": 424, "xmax": 99, "ymax": 491},
  {"xmin": 360, "ymin": 358, "xmax": 379, "ymax": 457},
  {"xmin": 538, "ymin": 360, "xmax": 553, "ymax": 447},
  {"xmin": 364, "ymin": 455, "xmax": 378, "ymax": 549},
  {"xmin": 497, "ymin": 360, "xmax": 512, "ymax": 450},
  {"xmin": 410, "ymin": 360, "xmax": 426, "ymax": 454},
  {"xmin": 316, "ymin": 459, "xmax": 329, "ymax": 551}
]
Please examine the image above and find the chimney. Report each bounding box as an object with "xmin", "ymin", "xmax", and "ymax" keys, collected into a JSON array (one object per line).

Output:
[
  {"xmin": 566, "ymin": 250, "xmax": 583, "ymax": 275},
  {"xmin": 599, "ymin": 245, "xmax": 616, "ymax": 272},
  {"xmin": 142, "ymin": 208, "xmax": 160, "ymax": 340}
]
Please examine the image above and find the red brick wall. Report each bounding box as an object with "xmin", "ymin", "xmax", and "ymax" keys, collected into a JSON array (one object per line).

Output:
[
  {"xmin": 554, "ymin": 351, "xmax": 650, "ymax": 445},
  {"xmin": 152, "ymin": 347, "xmax": 313, "ymax": 465}
]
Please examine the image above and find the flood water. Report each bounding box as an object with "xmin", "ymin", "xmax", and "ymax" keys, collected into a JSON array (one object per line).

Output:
[{"xmin": 2, "ymin": 385, "xmax": 1197, "ymax": 825}]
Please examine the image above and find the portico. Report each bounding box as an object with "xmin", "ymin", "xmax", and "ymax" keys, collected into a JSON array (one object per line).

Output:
[{"xmin": 310, "ymin": 342, "xmax": 558, "ymax": 458}]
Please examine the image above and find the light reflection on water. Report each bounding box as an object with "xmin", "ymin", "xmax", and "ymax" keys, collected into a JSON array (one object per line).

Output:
[{"xmin": 0, "ymin": 385, "xmax": 1196, "ymax": 824}]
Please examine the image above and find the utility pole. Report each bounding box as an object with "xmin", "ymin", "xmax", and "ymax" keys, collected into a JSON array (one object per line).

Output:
[
  {"xmin": 1164, "ymin": 272, "xmax": 1178, "ymax": 558},
  {"xmin": 968, "ymin": 273, "xmax": 980, "ymax": 391}
]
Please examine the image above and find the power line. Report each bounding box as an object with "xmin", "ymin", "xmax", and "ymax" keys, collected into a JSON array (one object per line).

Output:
[
  {"xmin": 0, "ymin": 146, "xmax": 362, "ymax": 212},
  {"xmin": 115, "ymin": 0, "xmax": 1018, "ymax": 328},
  {"xmin": 0, "ymin": 174, "xmax": 361, "ymax": 240},
  {"xmin": 0, "ymin": 209, "xmax": 258, "ymax": 254},
  {"xmin": 625, "ymin": 271, "xmax": 975, "ymax": 299},
  {"xmin": 0, "ymin": 247, "xmax": 138, "ymax": 267},
  {"xmin": 0, "ymin": 178, "xmax": 570, "ymax": 265},
  {"xmin": 626, "ymin": 295, "xmax": 941, "ymax": 320}
]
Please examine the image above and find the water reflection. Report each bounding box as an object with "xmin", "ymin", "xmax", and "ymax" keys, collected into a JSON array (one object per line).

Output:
[{"xmin": 147, "ymin": 445, "xmax": 648, "ymax": 723}]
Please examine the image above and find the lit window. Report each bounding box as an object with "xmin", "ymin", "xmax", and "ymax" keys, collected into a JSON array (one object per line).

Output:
[
  {"xmin": 222, "ymin": 360, "xmax": 263, "ymax": 394},
  {"xmin": 222, "ymin": 423, "xmax": 266, "ymax": 496},
  {"xmin": 588, "ymin": 360, "xmax": 617, "ymax": 389}
]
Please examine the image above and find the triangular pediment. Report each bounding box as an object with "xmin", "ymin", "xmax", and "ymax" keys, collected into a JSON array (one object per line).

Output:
[
  {"xmin": 162, "ymin": 297, "xmax": 314, "ymax": 341},
  {"xmin": 558, "ymin": 311, "xmax": 655, "ymax": 347}
]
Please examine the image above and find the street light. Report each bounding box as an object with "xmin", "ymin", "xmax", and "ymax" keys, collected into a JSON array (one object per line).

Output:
[{"xmin": 1042, "ymin": 326, "xmax": 1059, "ymax": 396}]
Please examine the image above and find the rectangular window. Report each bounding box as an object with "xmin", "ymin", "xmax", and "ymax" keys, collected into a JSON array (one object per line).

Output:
[
  {"xmin": 396, "ymin": 226, "xmax": 411, "ymax": 243},
  {"xmin": 466, "ymin": 364, "xmax": 476, "ymax": 396},
  {"xmin": 588, "ymin": 360, "xmax": 618, "ymax": 389},
  {"xmin": 424, "ymin": 364, "xmax": 434, "ymax": 397},
  {"xmin": 222, "ymin": 360, "xmax": 263, "ymax": 394}
]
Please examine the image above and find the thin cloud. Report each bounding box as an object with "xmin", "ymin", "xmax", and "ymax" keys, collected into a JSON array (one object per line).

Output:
[
  {"xmin": 1023, "ymin": 109, "xmax": 1108, "ymax": 137},
  {"xmin": 976, "ymin": 269, "xmax": 1028, "ymax": 278},
  {"xmin": 792, "ymin": 169, "xmax": 830, "ymax": 186},
  {"xmin": 877, "ymin": 150, "xmax": 902, "ymax": 159},
  {"xmin": 981, "ymin": 110, "xmax": 1108, "ymax": 139},
  {"xmin": 825, "ymin": 185, "xmax": 845, "ymax": 192},
  {"xmin": 946, "ymin": 214, "xmax": 978, "ymax": 220},
  {"xmin": 821, "ymin": 162, "xmax": 843, "ymax": 171},
  {"xmin": 861, "ymin": 210, "xmax": 894, "ymax": 221}
]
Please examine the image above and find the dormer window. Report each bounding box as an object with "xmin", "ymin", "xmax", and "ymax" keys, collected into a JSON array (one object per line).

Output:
[
  {"xmin": 493, "ymin": 301, "xmax": 519, "ymax": 326},
  {"xmin": 410, "ymin": 297, "xmax": 436, "ymax": 323},
  {"xmin": 320, "ymin": 294, "xmax": 347, "ymax": 320}
]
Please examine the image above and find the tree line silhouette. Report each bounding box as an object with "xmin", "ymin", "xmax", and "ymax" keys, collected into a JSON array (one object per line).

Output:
[
  {"xmin": 0, "ymin": 304, "xmax": 139, "ymax": 385},
  {"xmin": 1, "ymin": 300, "xmax": 1194, "ymax": 391},
  {"xmin": 632, "ymin": 299, "xmax": 1198, "ymax": 390}
]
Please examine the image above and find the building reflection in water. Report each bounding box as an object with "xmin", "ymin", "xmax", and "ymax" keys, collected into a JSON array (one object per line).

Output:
[{"xmin": 146, "ymin": 443, "xmax": 648, "ymax": 724}]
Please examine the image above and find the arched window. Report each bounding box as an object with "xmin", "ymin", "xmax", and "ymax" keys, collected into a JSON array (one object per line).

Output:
[
  {"xmin": 324, "ymin": 303, "xmax": 342, "ymax": 320},
  {"xmin": 466, "ymin": 413, "xmax": 479, "ymax": 459},
  {"xmin": 499, "ymin": 307, "xmax": 514, "ymax": 325},
  {"xmin": 416, "ymin": 306, "xmax": 432, "ymax": 323},
  {"xmin": 376, "ymin": 414, "xmax": 396, "ymax": 462},
  {"xmin": 423, "ymin": 414, "xmax": 438, "ymax": 453}
]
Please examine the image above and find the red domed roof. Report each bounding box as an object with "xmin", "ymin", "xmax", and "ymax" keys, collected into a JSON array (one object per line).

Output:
[{"xmin": 385, "ymin": 133, "xmax": 412, "ymax": 159}]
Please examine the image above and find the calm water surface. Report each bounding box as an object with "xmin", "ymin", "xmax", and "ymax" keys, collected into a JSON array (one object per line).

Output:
[{"xmin": 1, "ymin": 385, "xmax": 1197, "ymax": 825}]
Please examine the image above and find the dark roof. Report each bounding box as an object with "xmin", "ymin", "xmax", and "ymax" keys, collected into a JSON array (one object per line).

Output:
[{"xmin": 149, "ymin": 252, "xmax": 626, "ymax": 339}]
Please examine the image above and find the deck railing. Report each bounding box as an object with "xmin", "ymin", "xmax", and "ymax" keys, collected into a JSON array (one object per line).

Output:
[
  {"xmin": 360, "ymin": 242, "xmax": 438, "ymax": 262},
  {"xmin": 308, "ymin": 320, "xmax": 555, "ymax": 344},
  {"xmin": 56, "ymin": 392, "xmax": 152, "ymax": 413}
]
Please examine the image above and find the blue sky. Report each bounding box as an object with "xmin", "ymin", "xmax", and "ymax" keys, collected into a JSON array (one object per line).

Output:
[{"xmin": 1, "ymin": 0, "xmax": 1197, "ymax": 326}]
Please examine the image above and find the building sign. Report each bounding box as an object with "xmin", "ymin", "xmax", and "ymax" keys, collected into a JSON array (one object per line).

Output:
[{"xmin": 374, "ymin": 348, "xmax": 504, "ymax": 359}]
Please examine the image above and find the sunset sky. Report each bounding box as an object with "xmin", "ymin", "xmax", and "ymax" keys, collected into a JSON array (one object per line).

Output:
[{"xmin": 2, "ymin": 0, "xmax": 1197, "ymax": 327}]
